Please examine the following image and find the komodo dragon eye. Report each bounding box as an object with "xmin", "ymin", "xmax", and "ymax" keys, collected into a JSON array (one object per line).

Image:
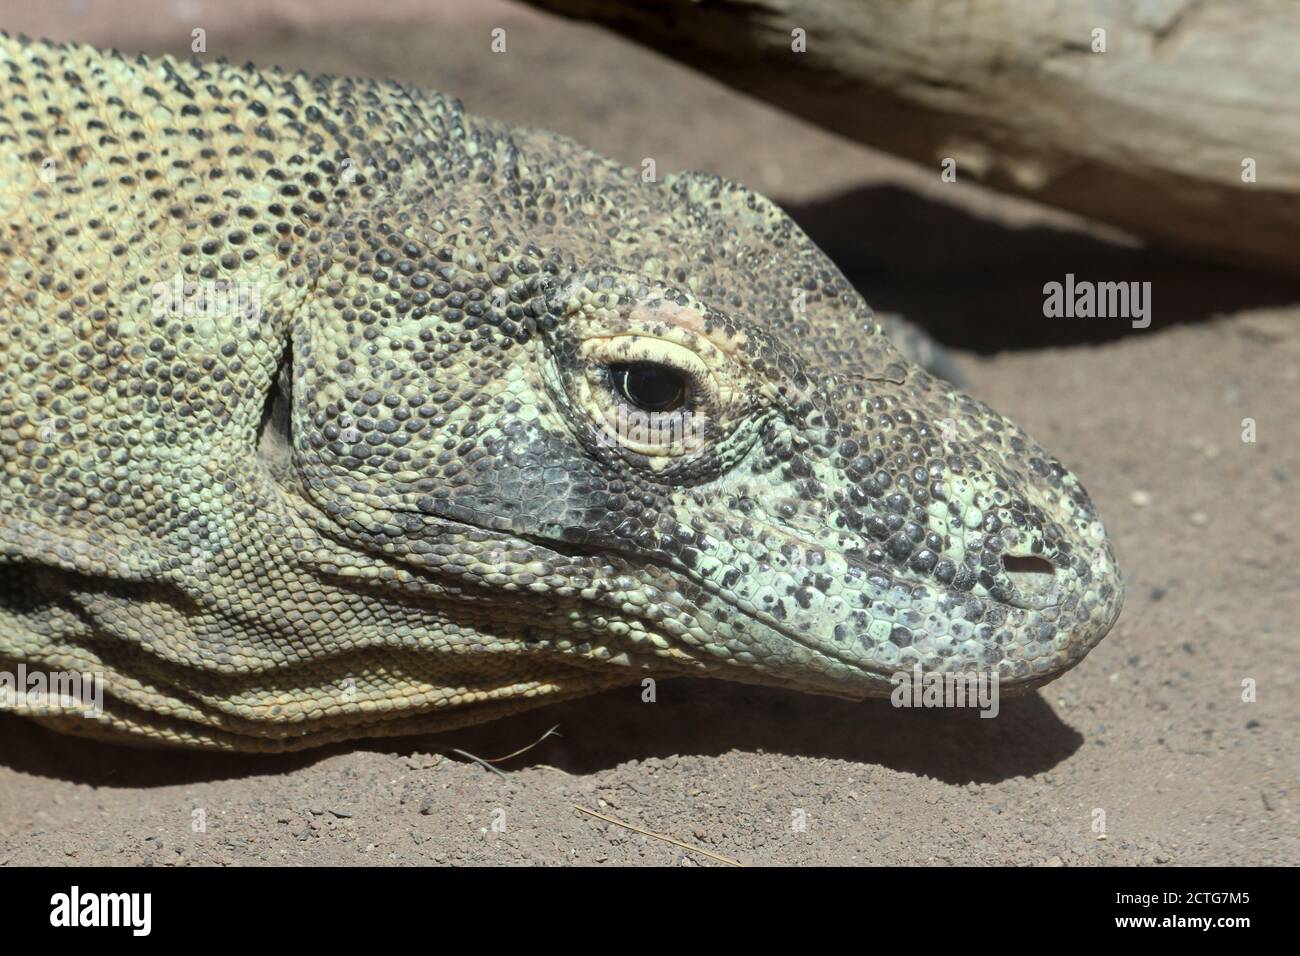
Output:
[
  {"xmin": 607, "ymin": 362, "xmax": 688, "ymax": 412},
  {"xmin": 561, "ymin": 327, "xmax": 729, "ymax": 461}
]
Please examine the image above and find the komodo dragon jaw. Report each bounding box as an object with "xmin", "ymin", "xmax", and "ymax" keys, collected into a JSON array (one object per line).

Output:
[{"xmin": 0, "ymin": 36, "xmax": 1124, "ymax": 750}]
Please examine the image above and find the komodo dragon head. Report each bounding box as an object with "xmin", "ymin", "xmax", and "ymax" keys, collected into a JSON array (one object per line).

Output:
[
  {"xmin": 1, "ymin": 41, "xmax": 1123, "ymax": 748},
  {"xmin": 262, "ymin": 116, "xmax": 1125, "ymax": 728}
]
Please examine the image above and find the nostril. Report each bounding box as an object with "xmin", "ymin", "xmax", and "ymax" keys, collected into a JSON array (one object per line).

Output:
[{"xmin": 1003, "ymin": 555, "xmax": 1056, "ymax": 594}]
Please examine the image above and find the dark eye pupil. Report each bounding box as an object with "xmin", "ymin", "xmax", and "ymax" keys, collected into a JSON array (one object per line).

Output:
[{"xmin": 609, "ymin": 362, "xmax": 686, "ymax": 412}]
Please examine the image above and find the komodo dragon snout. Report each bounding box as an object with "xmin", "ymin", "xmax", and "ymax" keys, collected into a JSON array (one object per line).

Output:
[{"xmin": 0, "ymin": 38, "xmax": 1123, "ymax": 749}]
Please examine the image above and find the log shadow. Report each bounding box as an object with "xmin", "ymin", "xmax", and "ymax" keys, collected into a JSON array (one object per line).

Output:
[{"xmin": 785, "ymin": 184, "xmax": 1300, "ymax": 352}]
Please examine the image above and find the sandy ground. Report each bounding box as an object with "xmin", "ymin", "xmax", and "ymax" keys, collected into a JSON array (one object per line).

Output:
[{"xmin": 0, "ymin": 1, "xmax": 1296, "ymax": 866}]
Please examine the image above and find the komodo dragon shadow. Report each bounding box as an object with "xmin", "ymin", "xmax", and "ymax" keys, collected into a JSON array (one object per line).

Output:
[{"xmin": 0, "ymin": 684, "xmax": 1079, "ymax": 787}]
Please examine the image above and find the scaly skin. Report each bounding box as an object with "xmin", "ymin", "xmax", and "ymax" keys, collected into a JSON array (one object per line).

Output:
[{"xmin": 0, "ymin": 36, "xmax": 1123, "ymax": 750}]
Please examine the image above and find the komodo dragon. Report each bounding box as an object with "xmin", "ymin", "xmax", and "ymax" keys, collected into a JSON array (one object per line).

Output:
[{"xmin": 0, "ymin": 35, "xmax": 1124, "ymax": 751}]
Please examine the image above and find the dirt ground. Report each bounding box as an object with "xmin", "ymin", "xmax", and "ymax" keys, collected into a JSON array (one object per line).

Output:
[{"xmin": 0, "ymin": 1, "xmax": 1296, "ymax": 866}]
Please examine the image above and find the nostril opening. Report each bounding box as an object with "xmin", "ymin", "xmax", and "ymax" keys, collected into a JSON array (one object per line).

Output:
[{"xmin": 1003, "ymin": 555, "xmax": 1056, "ymax": 592}]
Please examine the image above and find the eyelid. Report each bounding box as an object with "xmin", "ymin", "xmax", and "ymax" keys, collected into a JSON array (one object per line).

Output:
[{"xmin": 578, "ymin": 335, "xmax": 713, "ymax": 390}]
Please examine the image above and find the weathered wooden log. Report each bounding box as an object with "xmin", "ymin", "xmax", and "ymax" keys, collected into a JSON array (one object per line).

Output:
[{"xmin": 522, "ymin": 0, "xmax": 1300, "ymax": 274}]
